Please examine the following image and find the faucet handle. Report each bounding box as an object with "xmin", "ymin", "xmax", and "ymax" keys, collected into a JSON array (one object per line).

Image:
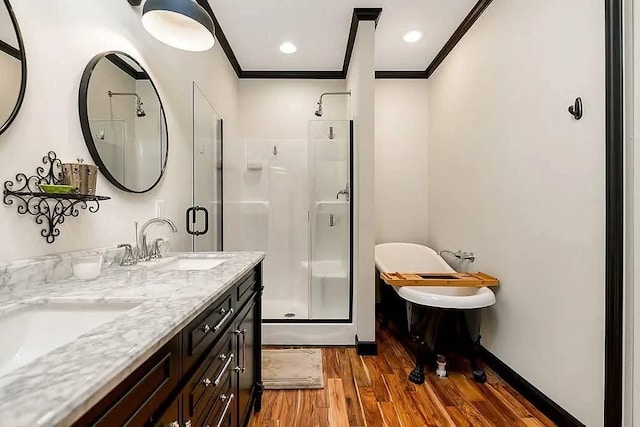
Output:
[
  {"xmin": 150, "ymin": 238, "xmax": 165, "ymax": 259},
  {"xmin": 117, "ymin": 243, "xmax": 137, "ymax": 266}
]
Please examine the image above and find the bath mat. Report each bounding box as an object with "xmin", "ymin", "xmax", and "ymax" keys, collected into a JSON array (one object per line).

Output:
[{"xmin": 262, "ymin": 348, "xmax": 324, "ymax": 390}]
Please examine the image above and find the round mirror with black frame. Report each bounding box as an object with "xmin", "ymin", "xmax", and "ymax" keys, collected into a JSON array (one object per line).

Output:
[
  {"xmin": 0, "ymin": 0, "xmax": 27, "ymax": 136},
  {"xmin": 79, "ymin": 51, "xmax": 168, "ymax": 193}
]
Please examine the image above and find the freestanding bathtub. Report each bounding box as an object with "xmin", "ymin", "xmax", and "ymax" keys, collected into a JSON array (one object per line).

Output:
[{"xmin": 375, "ymin": 242, "xmax": 496, "ymax": 383}]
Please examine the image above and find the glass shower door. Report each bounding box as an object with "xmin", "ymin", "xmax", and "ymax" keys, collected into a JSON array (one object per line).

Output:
[
  {"xmin": 308, "ymin": 120, "xmax": 352, "ymax": 320},
  {"xmin": 190, "ymin": 82, "xmax": 223, "ymax": 251}
]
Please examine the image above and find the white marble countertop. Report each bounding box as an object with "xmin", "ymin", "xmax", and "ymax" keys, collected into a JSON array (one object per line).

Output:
[{"xmin": 0, "ymin": 251, "xmax": 265, "ymax": 427}]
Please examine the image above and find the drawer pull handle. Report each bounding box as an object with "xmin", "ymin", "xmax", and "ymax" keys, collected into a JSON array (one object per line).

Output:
[
  {"xmin": 214, "ymin": 353, "xmax": 234, "ymax": 386},
  {"xmin": 213, "ymin": 308, "xmax": 234, "ymax": 332},
  {"xmin": 234, "ymin": 328, "xmax": 247, "ymax": 373},
  {"xmin": 202, "ymin": 377, "xmax": 212, "ymax": 387},
  {"xmin": 202, "ymin": 324, "xmax": 211, "ymax": 333},
  {"xmin": 214, "ymin": 393, "xmax": 234, "ymax": 427}
]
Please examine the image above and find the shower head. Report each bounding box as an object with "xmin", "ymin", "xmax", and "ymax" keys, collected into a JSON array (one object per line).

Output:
[
  {"xmin": 108, "ymin": 91, "xmax": 146, "ymax": 118},
  {"xmin": 136, "ymin": 100, "xmax": 146, "ymax": 118},
  {"xmin": 314, "ymin": 91, "xmax": 351, "ymax": 118}
]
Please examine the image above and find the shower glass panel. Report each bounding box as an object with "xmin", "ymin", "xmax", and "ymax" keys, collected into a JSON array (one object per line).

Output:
[
  {"xmin": 308, "ymin": 120, "xmax": 352, "ymax": 320},
  {"xmin": 191, "ymin": 82, "xmax": 223, "ymax": 251},
  {"xmin": 263, "ymin": 140, "xmax": 309, "ymax": 320}
]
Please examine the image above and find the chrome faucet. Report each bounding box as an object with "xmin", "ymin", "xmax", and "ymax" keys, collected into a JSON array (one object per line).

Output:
[
  {"xmin": 336, "ymin": 182, "xmax": 350, "ymax": 201},
  {"xmin": 137, "ymin": 217, "xmax": 178, "ymax": 261},
  {"xmin": 439, "ymin": 249, "xmax": 476, "ymax": 263}
]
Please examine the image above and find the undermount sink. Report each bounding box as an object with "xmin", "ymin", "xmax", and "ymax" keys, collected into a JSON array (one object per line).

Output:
[
  {"xmin": 156, "ymin": 257, "xmax": 225, "ymax": 271},
  {"xmin": 0, "ymin": 302, "xmax": 139, "ymax": 377}
]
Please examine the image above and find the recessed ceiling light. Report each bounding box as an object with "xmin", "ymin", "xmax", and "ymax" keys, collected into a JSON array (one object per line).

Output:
[
  {"xmin": 279, "ymin": 42, "xmax": 297, "ymax": 54},
  {"xmin": 403, "ymin": 31, "xmax": 423, "ymax": 43}
]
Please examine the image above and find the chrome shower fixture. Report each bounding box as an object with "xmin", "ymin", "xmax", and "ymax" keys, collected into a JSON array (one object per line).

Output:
[
  {"xmin": 439, "ymin": 249, "xmax": 476, "ymax": 263},
  {"xmin": 108, "ymin": 90, "xmax": 146, "ymax": 117},
  {"xmin": 314, "ymin": 90, "xmax": 351, "ymax": 117}
]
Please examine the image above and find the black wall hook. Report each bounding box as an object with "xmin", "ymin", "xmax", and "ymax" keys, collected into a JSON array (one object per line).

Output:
[{"xmin": 568, "ymin": 97, "xmax": 583, "ymax": 120}]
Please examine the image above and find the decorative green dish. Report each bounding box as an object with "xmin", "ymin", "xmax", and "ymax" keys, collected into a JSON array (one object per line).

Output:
[{"xmin": 38, "ymin": 184, "xmax": 76, "ymax": 194}]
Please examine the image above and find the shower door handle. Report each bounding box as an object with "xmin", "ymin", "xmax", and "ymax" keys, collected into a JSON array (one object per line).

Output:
[
  {"xmin": 192, "ymin": 206, "xmax": 209, "ymax": 236},
  {"xmin": 185, "ymin": 207, "xmax": 196, "ymax": 235},
  {"xmin": 185, "ymin": 206, "xmax": 208, "ymax": 236}
]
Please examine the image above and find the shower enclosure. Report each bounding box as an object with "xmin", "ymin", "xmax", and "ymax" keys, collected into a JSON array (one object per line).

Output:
[{"xmin": 262, "ymin": 120, "xmax": 353, "ymax": 323}]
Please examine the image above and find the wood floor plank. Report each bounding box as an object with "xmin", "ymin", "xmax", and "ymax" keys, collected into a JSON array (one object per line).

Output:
[
  {"xmin": 522, "ymin": 417, "xmax": 547, "ymax": 426},
  {"xmin": 327, "ymin": 378, "xmax": 350, "ymax": 427},
  {"xmin": 485, "ymin": 383, "xmax": 533, "ymax": 418},
  {"xmin": 474, "ymin": 400, "xmax": 525, "ymax": 427},
  {"xmin": 349, "ymin": 351, "xmax": 372, "ymax": 388},
  {"xmin": 275, "ymin": 389, "xmax": 299, "ymax": 423},
  {"xmin": 362, "ymin": 355, "xmax": 392, "ymax": 402},
  {"xmin": 479, "ymin": 382, "xmax": 530, "ymax": 426},
  {"xmin": 358, "ymin": 387, "xmax": 385, "ymax": 426},
  {"xmin": 449, "ymin": 372, "xmax": 485, "ymax": 402},
  {"xmin": 503, "ymin": 385, "xmax": 556, "ymax": 427},
  {"xmin": 262, "ymin": 390, "xmax": 284, "ymax": 421},
  {"xmin": 384, "ymin": 372, "xmax": 428, "ymax": 427},
  {"xmin": 378, "ymin": 401, "xmax": 403, "ymax": 427},
  {"xmin": 446, "ymin": 406, "xmax": 471, "ymax": 427},
  {"xmin": 315, "ymin": 407, "xmax": 330, "ymax": 427},
  {"xmin": 296, "ymin": 390, "xmax": 319, "ymax": 426},
  {"xmin": 324, "ymin": 348, "xmax": 342, "ymax": 379},
  {"xmin": 336, "ymin": 348, "xmax": 367, "ymax": 426},
  {"xmin": 427, "ymin": 375, "xmax": 493, "ymax": 427}
]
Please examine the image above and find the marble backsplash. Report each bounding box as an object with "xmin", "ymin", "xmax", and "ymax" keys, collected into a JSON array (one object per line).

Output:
[{"xmin": 0, "ymin": 246, "xmax": 124, "ymax": 294}]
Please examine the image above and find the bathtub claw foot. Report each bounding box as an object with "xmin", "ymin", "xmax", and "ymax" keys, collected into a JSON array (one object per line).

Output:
[
  {"xmin": 409, "ymin": 364, "xmax": 425, "ymax": 384},
  {"xmin": 472, "ymin": 369, "xmax": 487, "ymax": 383}
]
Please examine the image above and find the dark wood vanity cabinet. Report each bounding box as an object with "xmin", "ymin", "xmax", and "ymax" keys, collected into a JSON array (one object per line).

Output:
[{"xmin": 73, "ymin": 264, "xmax": 263, "ymax": 427}]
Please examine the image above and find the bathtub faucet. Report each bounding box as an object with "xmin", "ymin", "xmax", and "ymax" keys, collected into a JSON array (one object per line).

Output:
[{"xmin": 439, "ymin": 249, "xmax": 476, "ymax": 263}]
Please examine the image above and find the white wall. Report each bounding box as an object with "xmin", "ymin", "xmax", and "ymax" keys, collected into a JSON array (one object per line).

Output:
[
  {"xmin": 427, "ymin": 2, "xmax": 605, "ymax": 425},
  {"xmin": 347, "ymin": 20, "xmax": 376, "ymax": 344},
  {"xmin": 0, "ymin": 0, "xmax": 238, "ymax": 262},
  {"xmin": 375, "ymin": 79, "xmax": 429, "ymax": 245}
]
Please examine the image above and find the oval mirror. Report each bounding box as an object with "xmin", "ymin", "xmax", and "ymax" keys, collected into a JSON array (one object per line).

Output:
[
  {"xmin": 0, "ymin": 0, "xmax": 27, "ymax": 135},
  {"xmin": 79, "ymin": 51, "xmax": 168, "ymax": 193}
]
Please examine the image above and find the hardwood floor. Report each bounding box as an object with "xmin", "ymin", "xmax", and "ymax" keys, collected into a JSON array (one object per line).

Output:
[{"xmin": 250, "ymin": 323, "xmax": 555, "ymax": 427}]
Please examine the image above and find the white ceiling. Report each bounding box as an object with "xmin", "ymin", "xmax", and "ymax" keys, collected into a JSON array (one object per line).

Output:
[{"xmin": 209, "ymin": 0, "xmax": 476, "ymax": 71}]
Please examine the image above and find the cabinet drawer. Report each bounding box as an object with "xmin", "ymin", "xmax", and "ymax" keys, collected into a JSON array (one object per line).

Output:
[
  {"xmin": 183, "ymin": 292, "xmax": 233, "ymax": 373},
  {"xmin": 73, "ymin": 336, "xmax": 179, "ymax": 427},
  {"xmin": 235, "ymin": 270, "xmax": 257, "ymax": 309},
  {"xmin": 185, "ymin": 333, "xmax": 234, "ymax": 421}
]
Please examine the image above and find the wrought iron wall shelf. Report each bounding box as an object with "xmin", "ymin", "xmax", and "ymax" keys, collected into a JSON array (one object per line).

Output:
[{"xmin": 3, "ymin": 151, "xmax": 111, "ymax": 243}]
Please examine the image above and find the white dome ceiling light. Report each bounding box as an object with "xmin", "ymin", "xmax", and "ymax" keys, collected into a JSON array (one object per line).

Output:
[
  {"xmin": 140, "ymin": 0, "xmax": 216, "ymax": 52},
  {"xmin": 403, "ymin": 30, "xmax": 423, "ymax": 43}
]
